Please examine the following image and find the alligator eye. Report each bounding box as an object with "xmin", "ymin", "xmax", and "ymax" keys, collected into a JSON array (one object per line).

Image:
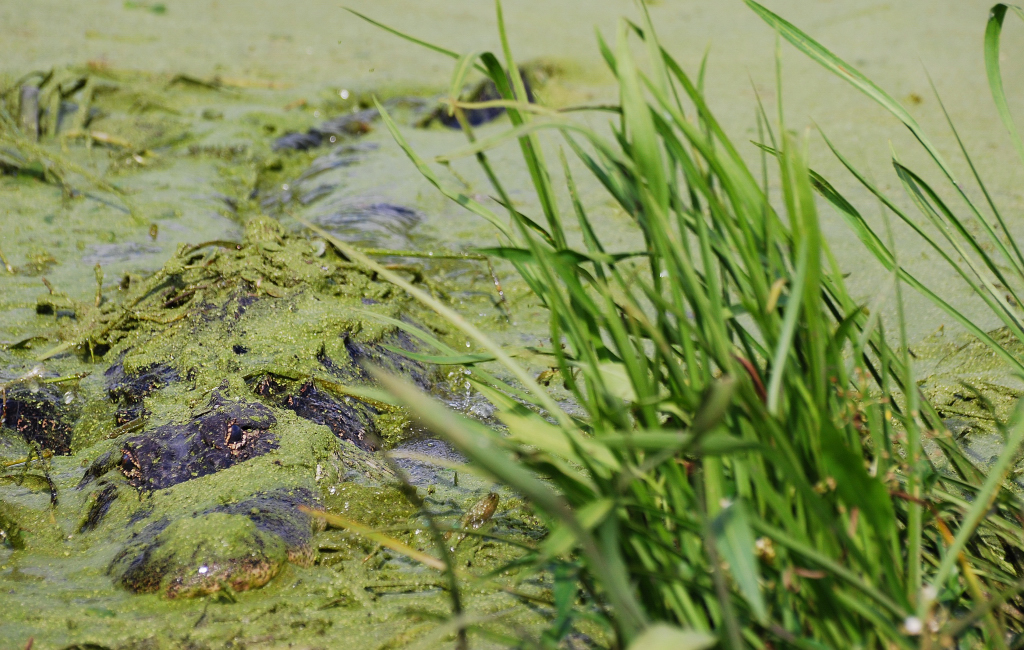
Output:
[
  {"xmin": 226, "ymin": 423, "xmax": 244, "ymax": 445},
  {"xmin": 119, "ymin": 448, "xmax": 142, "ymax": 480}
]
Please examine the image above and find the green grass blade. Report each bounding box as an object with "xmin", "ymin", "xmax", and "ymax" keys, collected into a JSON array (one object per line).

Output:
[
  {"xmin": 892, "ymin": 161, "xmax": 1023, "ymax": 317},
  {"xmin": 711, "ymin": 501, "xmax": 767, "ymax": 623},
  {"xmin": 626, "ymin": 624, "xmax": 716, "ymax": 650},
  {"xmin": 343, "ymin": 8, "xmax": 478, "ymax": 65},
  {"xmin": 491, "ymin": 2, "xmax": 567, "ymax": 248},
  {"xmin": 448, "ymin": 51, "xmax": 485, "ymax": 111},
  {"xmin": 434, "ymin": 119, "xmax": 631, "ymax": 174},
  {"xmin": 809, "ymin": 165, "xmax": 1024, "ymax": 377},
  {"xmin": 745, "ymin": 0, "xmax": 955, "ymax": 180},
  {"xmin": 926, "ymin": 70, "xmax": 1024, "ymax": 277},
  {"xmin": 985, "ymin": 5, "xmax": 1024, "ymax": 169},
  {"xmin": 750, "ymin": 518, "xmax": 908, "ymax": 618},
  {"xmin": 297, "ymin": 216, "xmax": 577, "ymax": 433},
  {"xmin": 373, "ymin": 98, "xmax": 515, "ymax": 241},
  {"xmin": 615, "ymin": 21, "xmax": 668, "ymax": 215},
  {"xmin": 765, "ymin": 240, "xmax": 807, "ymax": 416}
]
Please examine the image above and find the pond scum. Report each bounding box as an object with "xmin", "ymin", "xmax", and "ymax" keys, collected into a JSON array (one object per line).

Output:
[{"xmin": 7, "ymin": 1, "xmax": 1024, "ymax": 649}]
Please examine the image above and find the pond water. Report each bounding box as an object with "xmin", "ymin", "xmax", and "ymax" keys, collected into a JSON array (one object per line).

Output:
[{"xmin": 3, "ymin": 1, "xmax": 1024, "ymax": 648}]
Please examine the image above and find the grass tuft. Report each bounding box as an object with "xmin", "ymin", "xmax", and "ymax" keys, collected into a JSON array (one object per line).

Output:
[{"xmin": 325, "ymin": 2, "xmax": 1024, "ymax": 647}]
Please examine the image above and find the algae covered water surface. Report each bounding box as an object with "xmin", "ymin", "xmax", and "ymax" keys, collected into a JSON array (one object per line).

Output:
[
  {"xmin": 3, "ymin": 1, "xmax": 1024, "ymax": 648},
  {"xmin": 0, "ymin": 62, "xmax": 559, "ymax": 648}
]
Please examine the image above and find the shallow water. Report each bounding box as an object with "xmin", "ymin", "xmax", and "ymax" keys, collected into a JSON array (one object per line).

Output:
[{"xmin": 4, "ymin": 1, "xmax": 1024, "ymax": 647}]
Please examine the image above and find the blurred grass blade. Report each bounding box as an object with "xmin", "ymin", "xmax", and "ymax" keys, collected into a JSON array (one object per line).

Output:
[
  {"xmin": 540, "ymin": 498, "xmax": 615, "ymax": 559},
  {"xmin": 369, "ymin": 365, "xmax": 648, "ymax": 639},
  {"xmin": 766, "ymin": 239, "xmax": 807, "ymax": 415},
  {"xmin": 929, "ymin": 403, "xmax": 1024, "ymax": 596},
  {"xmin": 711, "ymin": 501, "xmax": 768, "ymax": 623},
  {"xmin": 373, "ymin": 98, "xmax": 515, "ymax": 241},
  {"xmin": 297, "ymin": 210, "xmax": 575, "ymax": 432},
  {"xmin": 343, "ymin": 7, "xmax": 475, "ymax": 64},
  {"xmin": 615, "ymin": 20, "xmax": 668, "ymax": 214},
  {"xmin": 300, "ymin": 506, "xmax": 446, "ymax": 570},
  {"xmin": 448, "ymin": 51, "xmax": 485, "ymax": 112},
  {"xmin": 627, "ymin": 624, "xmax": 717, "ymax": 650},
  {"xmin": 379, "ymin": 346, "xmax": 496, "ymax": 365},
  {"xmin": 473, "ymin": 381, "xmax": 618, "ymax": 474}
]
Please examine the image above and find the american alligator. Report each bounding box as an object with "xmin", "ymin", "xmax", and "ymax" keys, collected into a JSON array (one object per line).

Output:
[{"xmin": 1, "ymin": 216, "xmax": 452, "ymax": 600}]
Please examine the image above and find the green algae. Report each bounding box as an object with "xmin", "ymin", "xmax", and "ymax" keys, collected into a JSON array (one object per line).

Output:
[{"xmin": 0, "ymin": 144, "xmax": 542, "ymax": 645}]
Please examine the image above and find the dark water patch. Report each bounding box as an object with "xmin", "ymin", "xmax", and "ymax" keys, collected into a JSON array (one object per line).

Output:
[
  {"xmin": 271, "ymin": 98, "xmax": 429, "ymax": 151},
  {"xmin": 272, "ymin": 106, "xmax": 379, "ymax": 151},
  {"xmin": 296, "ymin": 145, "xmax": 375, "ymax": 183},
  {"xmin": 258, "ymin": 143, "xmax": 376, "ymax": 211},
  {"xmin": 81, "ymin": 242, "xmax": 163, "ymax": 266},
  {"xmin": 117, "ymin": 392, "xmax": 277, "ymax": 490},
  {"xmin": 392, "ymin": 438, "xmax": 466, "ymax": 488},
  {"xmin": 318, "ymin": 201, "xmax": 419, "ymax": 229},
  {"xmin": 312, "ymin": 198, "xmax": 421, "ymax": 249},
  {"xmin": 298, "ymin": 183, "xmax": 337, "ymax": 205}
]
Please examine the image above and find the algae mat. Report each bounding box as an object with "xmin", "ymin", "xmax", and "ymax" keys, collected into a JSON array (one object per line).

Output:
[{"xmin": 0, "ymin": 64, "xmax": 552, "ymax": 648}]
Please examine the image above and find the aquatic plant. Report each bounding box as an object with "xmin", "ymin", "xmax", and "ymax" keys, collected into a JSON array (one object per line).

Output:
[{"xmin": 315, "ymin": 2, "xmax": 1024, "ymax": 647}]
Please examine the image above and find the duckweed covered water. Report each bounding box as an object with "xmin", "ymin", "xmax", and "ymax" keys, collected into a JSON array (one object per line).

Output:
[{"xmin": 0, "ymin": 68, "xmax": 560, "ymax": 648}]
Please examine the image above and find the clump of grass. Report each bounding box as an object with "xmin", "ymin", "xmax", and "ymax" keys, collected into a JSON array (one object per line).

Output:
[{"xmin": 316, "ymin": 2, "xmax": 1024, "ymax": 647}]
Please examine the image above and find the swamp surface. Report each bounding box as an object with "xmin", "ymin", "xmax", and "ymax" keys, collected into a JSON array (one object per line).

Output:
[{"xmin": 3, "ymin": 1, "xmax": 1024, "ymax": 648}]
